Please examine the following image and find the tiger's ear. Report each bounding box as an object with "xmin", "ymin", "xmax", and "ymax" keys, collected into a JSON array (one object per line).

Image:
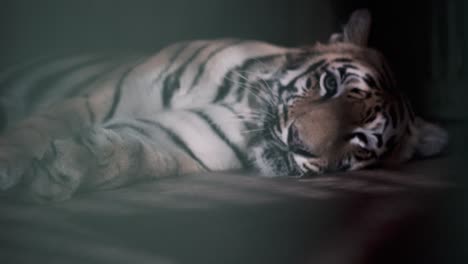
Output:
[
  {"xmin": 413, "ymin": 117, "xmax": 449, "ymax": 157},
  {"xmin": 329, "ymin": 9, "xmax": 372, "ymax": 47}
]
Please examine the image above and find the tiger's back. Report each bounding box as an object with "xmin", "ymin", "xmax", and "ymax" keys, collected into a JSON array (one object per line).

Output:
[
  {"xmin": 0, "ymin": 53, "xmax": 139, "ymax": 130},
  {"xmin": 0, "ymin": 39, "xmax": 288, "ymax": 127}
]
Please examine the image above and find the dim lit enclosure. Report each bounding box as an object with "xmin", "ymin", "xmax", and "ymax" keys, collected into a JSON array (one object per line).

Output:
[{"xmin": 0, "ymin": 0, "xmax": 467, "ymax": 263}]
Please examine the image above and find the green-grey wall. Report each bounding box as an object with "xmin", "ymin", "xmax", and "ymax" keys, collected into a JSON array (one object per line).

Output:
[{"xmin": 0, "ymin": 0, "xmax": 335, "ymax": 64}]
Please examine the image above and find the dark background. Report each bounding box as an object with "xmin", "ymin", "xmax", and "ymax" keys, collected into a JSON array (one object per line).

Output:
[
  {"xmin": 0, "ymin": 0, "xmax": 467, "ymax": 263},
  {"xmin": 1, "ymin": 0, "xmax": 466, "ymax": 121}
]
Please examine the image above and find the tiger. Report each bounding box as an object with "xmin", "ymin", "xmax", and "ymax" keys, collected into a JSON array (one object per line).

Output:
[{"xmin": 0, "ymin": 9, "xmax": 448, "ymax": 202}]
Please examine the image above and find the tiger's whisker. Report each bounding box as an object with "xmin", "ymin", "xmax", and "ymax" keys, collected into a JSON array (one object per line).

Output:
[
  {"xmin": 241, "ymin": 128, "xmax": 267, "ymax": 134},
  {"xmin": 223, "ymin": 72, "xmax": 275, "ymax": 107},
  {"xmin": 229, "ymin": 70, "xmax": 276, "ymax": 103},
  {"xmin": 232, "ymin": 69, "xmax": 282, "ymax": 106}
]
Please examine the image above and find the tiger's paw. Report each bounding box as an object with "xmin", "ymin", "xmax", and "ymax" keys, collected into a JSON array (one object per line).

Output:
[
  {"xmin": 25, "ymin": 141, "xmax": 84, "ymax": 202},
  {"xmin": 23, "ymin": 128, "xmax": 118, "ymax": 202}
]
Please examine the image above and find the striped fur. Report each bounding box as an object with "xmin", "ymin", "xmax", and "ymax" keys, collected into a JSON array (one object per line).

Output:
[{"xmin": 0, "ymin": 10, "xmax": 447, "ymax": 201}]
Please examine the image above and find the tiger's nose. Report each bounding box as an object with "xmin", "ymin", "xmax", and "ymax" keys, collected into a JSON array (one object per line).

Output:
[
  {"xmin": 287, "ymin": 123, "xmax": 316, "ymax": 158},
  {"xmin": 287, "ymin": 123, "xmax": 302, "ymax": 147}
]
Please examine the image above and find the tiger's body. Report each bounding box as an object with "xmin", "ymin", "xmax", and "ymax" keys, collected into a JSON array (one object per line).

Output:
[{"xmin": 0, "ymin": 10, "xmax": 447, "ymax": 202}]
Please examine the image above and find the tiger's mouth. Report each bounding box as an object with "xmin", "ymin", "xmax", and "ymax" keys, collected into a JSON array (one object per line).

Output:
[
  {"xmin": 255, "ymin": 103, "xmax": 353, "ymax": 177},
  {"xmin": 249, "ymin": 106, "xmax": 305, "ymax": 177}
]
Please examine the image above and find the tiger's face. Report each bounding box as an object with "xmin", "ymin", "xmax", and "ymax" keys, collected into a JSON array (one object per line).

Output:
[{"xmin": 251, "ymin": 9, "xmax": 448, "ymax": 177}]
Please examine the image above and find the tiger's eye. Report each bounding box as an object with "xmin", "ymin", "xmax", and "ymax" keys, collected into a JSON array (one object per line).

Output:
[{"xmin": 324, "ymin": 73, "xmax": 337, "ymax": 91}]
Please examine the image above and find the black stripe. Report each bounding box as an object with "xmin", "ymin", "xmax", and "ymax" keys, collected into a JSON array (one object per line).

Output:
[
  {"xmin": 279, "ymin": 59, "xmax": 326, "ymax": 98},
  {"xmin": 338, "ymin": 67, "xmax": 347, "ymax": 80},
  {"xmin": 64, "ymin": 62, "xmax": 122, "ymax": 98},
  {"xmin": 213, "ymin": 54, "xmax": 281, "ymax": 103},
  {"xmin": 374, "ymin": 133, "xmax": 383, "ymax": 148},
  {"xmin": 235, "ymin": 71, "xmax": 248, "ymax": 102},
  {"xmin": 0, "ymin": 54, "xmax": 67, "ymax": 96},
  {"xmin": 161, "ymin": 74, "xmax": 180, "ymax": 108},
  {"xmin": 213, "ymin": 71, "xmax": 234, "ymax": 103},
  {"xmin": 341, "ymin": 63, "xmax": 359, "ymax": 69},
  {"xmin": 337, "ymin": 65, "xmax": 359, "ymax": 81},
  {"xmin": 136, "ymin": 118, "xmax": 210, "ymax": 171},
  {"xmin": 162, "ymin": 44, "xmax": 209, "ymax": 108},
  {"xmin": 192, "ymin": 110, "xmax": 251, "ymax": 168},
  {"xmin": 363, "ymin": 73, "xmax": 378, "ymax": 89},
  {"xmin": 277, "ymin": 82, "xmax": 298, "ymax": 100},
  {"xmin": 26, "ymin": 56, "xmax": 109, "ymax": 106},
  {"xmin": 333, "ymin": 58, "xmax": 353, "ymax": 63},
  {"xmin": 189, "ymin": 40, "xmax": 244, "ymax": 89},
  {"xmin": 282, "ymin": 104, "xmax": 288, "ymax": 124},
  {"xmin": 381, "ymin": 110, "xmax": 390, "ymax": 131},
  {"xmin": 85, "ymin": 96, "xmax": 95, "ymax": 124},
  {"xmin": 105, "ymin": 122, "xmax": 152, "ymax": 139},
  {"xmin": 285, "ymin": 51, "xmax": 314, "ymax": 70},
  {"xmin": 219, "ymin": 103, "xmax": 237, "ymax": 114},
  {"xmin": 354, "ymin": 132, "xmax": 368, "ymax": 145},
  {"xmin": 103, "ymin": 62, "xmax": 141, "ymax": 122},
  {"xmin": 151, "ymin": 42, "xmax": 190, "ymax": 84},
  {"xmin": 235, "ymin": 55, "xmax": 278, "ymax": 103}
]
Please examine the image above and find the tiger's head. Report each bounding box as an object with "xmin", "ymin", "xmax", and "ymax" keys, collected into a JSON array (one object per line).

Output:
[{"xmin": 251, "ymin": 9, "xmax": 448, "ymax": 177}]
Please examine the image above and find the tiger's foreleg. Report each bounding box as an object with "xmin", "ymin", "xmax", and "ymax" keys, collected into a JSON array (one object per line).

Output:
[
  {"xmin": 22, "ymin": 122, "xmax": 202, "ymax": 202},
  {"xmin": 0, "ymin": 96, "xmax": 102, "ymax": 191},
  {"xmin": 0, "ymin": 66, "xmax": 145, "ymax": 190}
]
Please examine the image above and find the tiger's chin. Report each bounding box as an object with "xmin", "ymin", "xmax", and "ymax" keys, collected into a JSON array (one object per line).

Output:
[{"xmin": 251, "ymin": 143, "xmax": 301, "ymax": 177}]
